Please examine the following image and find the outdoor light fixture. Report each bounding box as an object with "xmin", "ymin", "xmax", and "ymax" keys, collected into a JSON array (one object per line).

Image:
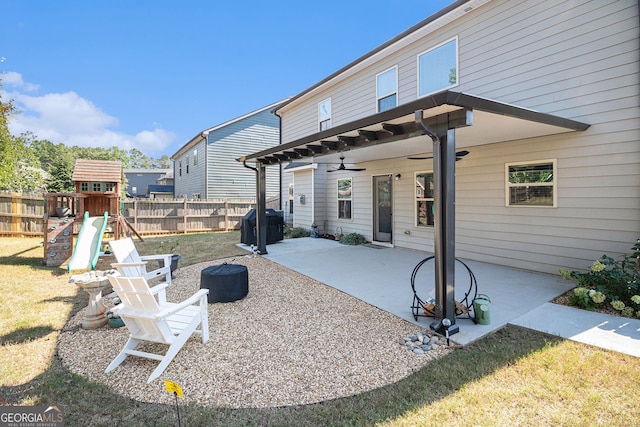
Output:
[
  {"xmin": 442, "ymin": 318, "xmax": 452, "ymax": 346},
  {"xmin": 395, "ymin": 173, "xmax": 401, "ymax": 180}
]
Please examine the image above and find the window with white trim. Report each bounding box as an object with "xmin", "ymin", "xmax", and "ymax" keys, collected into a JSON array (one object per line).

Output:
[
  {"xmin": 415, "ymin": 171, "xmax": 434, "ymax": 226},
  {"xmin": 377, "ymin": 66, "xmax": 397, "ymax": 112},
  {"xmin": 337, "ymin": 178, "xmax": 352, "ymax": 220},
  {"xmin": 319, "ymin": 98, "xmax": 331, "ymax": 131},
  {"xmin": 418, "ymin": 37, "xmax": 458, "ymax": 97},
  {"xmin": 506, "ymin": 160, "xmax": 557, "ymax": 207},
  {"xmin": 193, "ymin": 149, "xmax": 198, "ymax": 166}
]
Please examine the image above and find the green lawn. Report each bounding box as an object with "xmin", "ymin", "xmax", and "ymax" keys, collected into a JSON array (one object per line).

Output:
[{"xmin": 1, "ymin": 234, "xmax": 638, "ymax": 426}]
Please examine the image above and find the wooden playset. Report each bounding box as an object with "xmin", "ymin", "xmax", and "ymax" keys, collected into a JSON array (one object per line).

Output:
[{"xmin": 43, "ymin": 159, "xmax": 140, "ymax": 268}]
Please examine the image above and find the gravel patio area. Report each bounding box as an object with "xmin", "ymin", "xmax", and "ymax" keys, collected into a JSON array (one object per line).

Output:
[{"xmin": 58, "ymin": 255, "xmax": 450, "ymax": 408}]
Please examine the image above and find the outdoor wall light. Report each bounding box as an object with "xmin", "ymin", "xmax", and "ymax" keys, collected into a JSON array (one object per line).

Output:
[{"xmin": 394, "ymin": 173, "xmax": 401, "ymax": 180}]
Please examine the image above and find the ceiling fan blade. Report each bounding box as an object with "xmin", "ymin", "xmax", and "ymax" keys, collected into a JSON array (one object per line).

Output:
[{"xmin": 345, "ymin": 167, "xmax": 366, "ymax": 171}]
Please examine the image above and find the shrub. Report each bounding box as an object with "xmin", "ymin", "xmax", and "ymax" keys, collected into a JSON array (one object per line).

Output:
[
  {"xmin": 284, "ymin": 227, "xmax": 310, "ymax": 239},
  {"xmin": 338, "ymin": 232, "xmax": 367, "ymax": 246},
  {"xmin": 558, "ymin": 239, "xmax": 640, "ymax": 318}
]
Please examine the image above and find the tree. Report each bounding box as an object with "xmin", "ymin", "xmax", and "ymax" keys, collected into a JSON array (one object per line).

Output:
[{"xmin": 0, "ymin": 85, "xmax": 46, "ymax": 192}]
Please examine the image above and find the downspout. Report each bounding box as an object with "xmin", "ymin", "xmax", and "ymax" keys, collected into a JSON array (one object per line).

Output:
[
  {"xmin": 202, "ymin": 131, "xmax": 209, "ymax": 199},
  {"xmin": 415, "ymin": 110, "xmax": 458, "ymax": 336},
  {"xmin": 274, "ymin": 110, "xmax": 283, "ymax": 212}
]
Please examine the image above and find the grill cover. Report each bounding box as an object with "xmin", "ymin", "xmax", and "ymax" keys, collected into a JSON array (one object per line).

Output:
[{"xmin": 240, "ymin": 208, "xmax": 284, "ymax": 245}]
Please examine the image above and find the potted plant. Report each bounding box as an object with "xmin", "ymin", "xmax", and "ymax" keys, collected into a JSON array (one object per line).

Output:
[{"xmin": 159, "ymin": 240, "xmax": 181, "ymax": 278}]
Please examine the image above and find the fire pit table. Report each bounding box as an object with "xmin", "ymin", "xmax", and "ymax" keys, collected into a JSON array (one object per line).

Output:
[{"xmin": 200, "ymin": 263, "xmax": 248, "ymax": 303}]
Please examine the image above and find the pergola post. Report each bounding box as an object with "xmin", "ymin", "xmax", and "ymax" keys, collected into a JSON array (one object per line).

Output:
[
  {"xmin": 256, "ymin": 162, "xmax": 268, "ymax": 255},
  {"xmin": 432, "ymin": 128, "xmax": 459, "ymax": 335}
]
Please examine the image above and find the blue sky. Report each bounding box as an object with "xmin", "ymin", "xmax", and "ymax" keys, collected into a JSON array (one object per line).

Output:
[{"xmin": 1, "ymin": 0, "xmax": 454, "ymax": 159}]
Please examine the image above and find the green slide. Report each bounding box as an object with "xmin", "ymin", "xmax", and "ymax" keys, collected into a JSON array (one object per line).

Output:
[{"xmin": 67, "ymin": 211, "xmax": 109, "ymax": 273}]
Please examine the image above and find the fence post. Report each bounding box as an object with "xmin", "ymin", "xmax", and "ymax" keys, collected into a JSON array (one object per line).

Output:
[
  {"xmin": 183, "ymin": 198, "xmax": 188, "ymax": 234},
  {"xmin": 134, "ymin": 199, "xmax": 138, "ymax": 231},
  {"xmin": 224, "ymin": 200, "xmax": 229, "ymax": 232},
  {"xmin": 11, "ymin": 192, "xmax": 22, "ymax": 234}
]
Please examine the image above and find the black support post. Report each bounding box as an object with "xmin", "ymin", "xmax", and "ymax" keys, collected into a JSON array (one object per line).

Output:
[
  {"xmin": 433, "ymin": 128, "xmax": 458, "ymax": 335},
  {"xmin": 256, "ymin": 162, "xmax": 268, "ymax": 255}
]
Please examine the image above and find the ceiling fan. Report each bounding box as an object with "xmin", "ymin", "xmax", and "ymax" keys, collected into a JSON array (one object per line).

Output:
[
  {"xmin": 326, "ymin": 156, "xmax": 366, "ymax": 173},
  {"xmin": 407, "ymin": 150, "xmax": 470, "ymax": 161}
]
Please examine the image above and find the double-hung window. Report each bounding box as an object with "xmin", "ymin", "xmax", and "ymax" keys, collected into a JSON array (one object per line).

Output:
[
  {"xmin": 337, "ymin": 178, "xmax": 352, "ymax": 220},
  {"xmin": 418, "ymin": 37, "xmax": 458, "ymax": 97},
  {"xmin": 506, "ymin": 160, "xmax": 557, "ymax": 207},
  {"xmin": 193, "ymin": 149, "xmax": 198, "ymax": 166},
  {"xmin": 318, "ymin": 98, "xmax": 331, "ymax": 131},
  {"xmin": 415, "ymin": 171, "xmax": 434, "ymax": 226},
  {"xmin": 377, "ymin": 66, "xmax": 397, "ymax": 112}
]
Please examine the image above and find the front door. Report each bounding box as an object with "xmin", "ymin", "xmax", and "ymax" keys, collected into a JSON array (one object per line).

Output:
[{"xmin": 373, "ymin": 175, "xmax": 392, "ymax": 243}]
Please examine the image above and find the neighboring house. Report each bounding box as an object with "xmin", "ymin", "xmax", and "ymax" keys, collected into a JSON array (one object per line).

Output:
[
  {"xmin": 124, "ymin": 168, "xmax": 172, "ymax": 198},
  {"xmin": 172, "ymin": 100, "xmax": 287, "ymax": 200},
  {"xmin": 239, "ymin": 0, "xmax": 639, "ymax": 277},
  {"xmin": 156, "ymin": 169, "xmax": 174, "ymax": 186}
]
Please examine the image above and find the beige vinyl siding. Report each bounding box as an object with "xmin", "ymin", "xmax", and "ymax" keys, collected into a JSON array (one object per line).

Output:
[
  {"xmin": 292, "ymin": 169, "xmax": 313, "ymax": 228},
  {"xmin": 280, "ymin": 0, "xmax": 639, "ymax": 274}
]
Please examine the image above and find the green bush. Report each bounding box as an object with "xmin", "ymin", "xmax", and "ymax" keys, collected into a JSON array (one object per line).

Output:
[
  {"xmin": 558, "ymin": 239, "xmax": 640, "ymax": 318},
  {"xmin": 284, "ymin": 227, "xmax": 310, "ymax": 238},
  {"xmin": 338, "ymin": 232, "xmax": 367, "ymax": 246}
]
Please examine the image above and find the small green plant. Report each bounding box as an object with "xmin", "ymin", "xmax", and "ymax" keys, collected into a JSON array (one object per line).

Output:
[
  {"xmin": 338, "ymin": 232, "xmax": 367, "ymax": 246},
  {"xmin": 159, "ymin": 239, "xmax": 179, "ymax": 253},
  {"xmin": 284, "ymin": 227, "xmax": 310, "ymax": 239},
  {"xmin": 558, "ymin": 239, "xmax": 640, "ymax": 318}
]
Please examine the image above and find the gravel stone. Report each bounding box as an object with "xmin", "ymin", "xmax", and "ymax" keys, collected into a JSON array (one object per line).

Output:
[{"xmin": 58, "ymin": 255, "xmax": 450, "ymax": 409}]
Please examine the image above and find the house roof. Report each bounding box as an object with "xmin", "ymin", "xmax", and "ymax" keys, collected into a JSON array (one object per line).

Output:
[
  {"xmin": 171, "ymin": 98, "xmax": 290, "ymax": 160},
  {"xmin": 72, "ymin": 160, "xmax": 123, "ymax": 183},
  {"xmin": 238, "ymin": 91, "xmax": 590, "ymax": 166},
  {"xmin": 124, "ymin": 168, "xmax": 171, "ymax": 174}
]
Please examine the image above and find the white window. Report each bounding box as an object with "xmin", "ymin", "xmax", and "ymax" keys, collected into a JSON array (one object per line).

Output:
[
  {"xmin": 418, "ymin": 37, "xmax": 458, "ymax": 97},
  {"xmin": 377, "ymin": 66, "xmax": 397, "ymax": 112},
  {"xmin": 319, "ymin": 98, "xmax": 331, "ymax": 131},
  {"xmin": 415, "ymin": 171, "xmax": 434, "ymax": 226},
  {"xmin": 337, "ymin": 178, "xmax": 352, "ymax": 220},
  {"xmin": 193, "ymin": 149, "xmax": 198, "ymax": 166},
  {"xmin": 505, "ymin": 160, "xmax": 557, "ymax": 207}
]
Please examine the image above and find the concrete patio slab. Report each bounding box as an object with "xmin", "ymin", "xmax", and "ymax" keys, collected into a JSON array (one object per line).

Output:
[{"xmin": 245, "ymin": 238, "xmax": 574, "ymax": 346}]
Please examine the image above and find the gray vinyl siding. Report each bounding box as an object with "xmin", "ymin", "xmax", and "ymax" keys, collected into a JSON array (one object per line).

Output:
[
  {"xmin": 174, "ymin": 139, "xmax": 206, "ymax": 198},
  {"xmin": 206, "ymin": 112, "xmax": 280, "ymax": 199},
  {"xmin": 279, "ymin": 0, "xmax": 639, "ymax": 275},
  {"xmin": 174, "ymin": 108, "xmax": 281, "ymax": 200}
]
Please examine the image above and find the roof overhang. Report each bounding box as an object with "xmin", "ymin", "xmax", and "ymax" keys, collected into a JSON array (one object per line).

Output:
[{"xmin": 238, "ymin": 91, "xmax": 590, "ymax": 166}]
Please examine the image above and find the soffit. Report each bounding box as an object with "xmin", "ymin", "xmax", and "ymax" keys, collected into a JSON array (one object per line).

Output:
[{"xmin": 238, "ymin": 91, "xmax": 590, "ymax": 166}]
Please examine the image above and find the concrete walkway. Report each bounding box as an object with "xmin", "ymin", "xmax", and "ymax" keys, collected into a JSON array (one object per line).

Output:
[{"xmin": 246, "ymin": 238, "xmax": 639, "ymax": 357}]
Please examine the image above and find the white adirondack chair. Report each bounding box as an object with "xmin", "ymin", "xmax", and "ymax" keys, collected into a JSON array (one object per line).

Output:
[
  {"xmin": 109, "ymin": 237, "xmax": 174, "ymax": 287},
  {"xmin": 105, "ymin": 274, "xmax": 209, "ymax": 383}
]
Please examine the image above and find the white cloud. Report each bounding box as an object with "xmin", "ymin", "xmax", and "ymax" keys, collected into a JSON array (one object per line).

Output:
[
  {"xmin": 2, "ymin": 72, "xmax": 175, "ymax": 156},
  {"xmin": 2, "ymin": 71, "xmax": 39, "ymax": 92}
]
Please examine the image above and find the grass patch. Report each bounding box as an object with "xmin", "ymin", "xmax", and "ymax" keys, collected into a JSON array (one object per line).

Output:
[{"xmin": 1, "ymin": 235, "xmax": 639, "ymax": 426}]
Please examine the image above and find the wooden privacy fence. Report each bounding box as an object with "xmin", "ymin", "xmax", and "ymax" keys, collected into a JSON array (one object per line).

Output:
[
  {"xmin": 0, "ymin": 193, "xmax": 46, "ymax": 236},
  {"xmin": 0, "ymin": 192, "xmax": 280, "ymax": 237}
]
